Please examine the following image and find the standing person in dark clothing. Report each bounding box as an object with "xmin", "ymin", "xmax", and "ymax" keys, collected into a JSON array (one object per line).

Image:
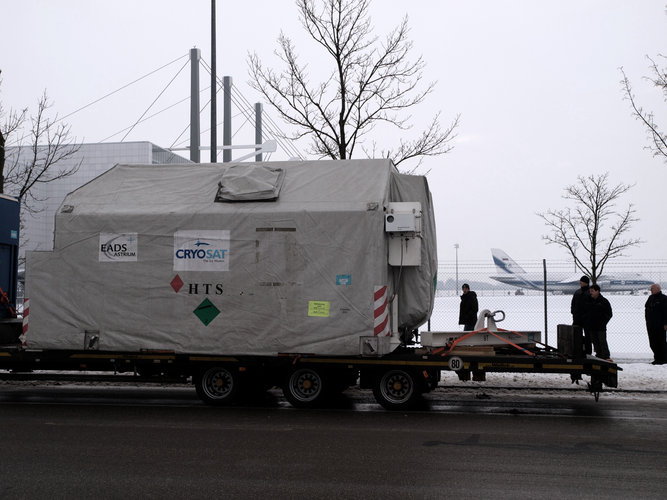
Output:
[
  {"xmin": 458, "ymin": 283, "xmax": 478, "ymax": 331},
  {"xmin": 571, "ymin": 275, "xmax": 592, "ymax": 355},
  {"xmin": 584, "ymin": 284, "xmax": 613, "ymax": 361},
  {"xmin": 645, "ymin": 283, "xmax": 667, "ymax": 365}
]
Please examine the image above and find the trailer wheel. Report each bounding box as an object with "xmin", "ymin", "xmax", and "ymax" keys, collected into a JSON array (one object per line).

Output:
[
  {"xmin": 196, "ymin": 366, "xmax": 239, "ymax": 405},
  {"xmin": 372, "ymin": 369, "xmax": 420, "ymax": 410},
  {"xmin": 283, "ymin": 367, "xmax": 326, "ymax": 408}
]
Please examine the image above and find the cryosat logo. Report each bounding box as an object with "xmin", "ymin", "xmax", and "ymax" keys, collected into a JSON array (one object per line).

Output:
[
  {"xmin": 174, "ymin": 230, "xmax": 230, "ymax": 271},
  {"xmin": 99, "ymin": 233, "xmax": 138, "ymax": 262}
]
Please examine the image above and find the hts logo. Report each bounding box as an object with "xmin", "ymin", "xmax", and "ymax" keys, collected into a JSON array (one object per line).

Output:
[
  {"xmin": 170, "ymin": 275, "xmax": 223, "ymax": 295},
  {"xmin": 187, "ymin": 283, "xmax": 224, "ymax": 295}
]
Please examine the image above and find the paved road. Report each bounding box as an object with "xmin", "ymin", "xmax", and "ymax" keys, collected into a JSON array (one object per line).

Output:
[{"xmin": 1, "ymin": 384, "xmax": 666, "ymax": 499}]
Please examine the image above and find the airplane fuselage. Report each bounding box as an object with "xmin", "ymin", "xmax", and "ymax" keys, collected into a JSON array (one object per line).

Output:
[{"xmin": 489, "ymin": 275, "xmax": 652, "ymax": 293}]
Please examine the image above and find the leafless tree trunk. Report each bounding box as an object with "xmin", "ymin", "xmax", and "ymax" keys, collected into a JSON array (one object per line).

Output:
[
  {"xmin": 537, "ymin": 173, "xmax": 642, "ymax": 284},
  {"xmin": 1, "ymin": 85, "xmax": 81, "ymax": 212},
  {"xmin": 248, "ymin": 0, "xmax": 458, "ymax": 169},
  {"xmin": 620, "ymin": 55, "xmax": 667, "ymax": 164}
]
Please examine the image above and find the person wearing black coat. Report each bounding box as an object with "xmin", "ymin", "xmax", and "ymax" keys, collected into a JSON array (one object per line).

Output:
[
  {"xmin": 645, "ymin": 283, "xmax": 667, "ymax": 365},
  {"xmin": 583, "ymin": 284, "xmax": 613, "ymax": 361},
  {"xmin": 571, "ymin": 276, "xmax": 592, "ymax": 355},
  {"xmin": 458, "ymin": 283, "xmax": 478, "ymax": 331}
]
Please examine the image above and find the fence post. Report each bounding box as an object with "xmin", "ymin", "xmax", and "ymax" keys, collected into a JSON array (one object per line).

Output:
[{"xmin": 543, "ymin": 259, "xmax": 548, "ymax": 345}]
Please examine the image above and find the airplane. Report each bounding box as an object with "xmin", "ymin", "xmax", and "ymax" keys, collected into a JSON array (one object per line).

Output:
[{"xmin": 489, "ymin": 248, "xmax": 654, "ymax": 293}]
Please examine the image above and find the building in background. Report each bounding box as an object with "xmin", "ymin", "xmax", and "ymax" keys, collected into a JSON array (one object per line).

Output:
[{"xmin": 7, "ymin": 142, "xmax": 189, "ymax": 255}]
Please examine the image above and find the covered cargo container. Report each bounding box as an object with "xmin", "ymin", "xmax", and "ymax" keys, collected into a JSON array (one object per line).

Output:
[{"xmin": 24, "ymin": 160, "xmax": 437, "ymax": 356}]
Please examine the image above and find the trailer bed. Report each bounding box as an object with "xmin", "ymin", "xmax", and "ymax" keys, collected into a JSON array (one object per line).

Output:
[{"xmin": 0, "ymin": 341, "xmax": 619, "ymax": 408}]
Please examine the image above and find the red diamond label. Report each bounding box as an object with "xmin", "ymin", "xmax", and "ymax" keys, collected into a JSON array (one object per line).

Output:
[{"xmin": 170, "ymin": 275, "xmax": 184, "ymax": 293}]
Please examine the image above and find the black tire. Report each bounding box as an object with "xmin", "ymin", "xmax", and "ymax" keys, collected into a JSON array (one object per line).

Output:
[
  {"xmin": 282, "ymin": 367, "xmax": 326, "ymax": 408},
  {"xmin": 372, "ymin": 369, "xmax": 421, "ymax": 410},
  {"xmin": 195, "ymin": 366, "xmax": 240, "ymax": 405}
]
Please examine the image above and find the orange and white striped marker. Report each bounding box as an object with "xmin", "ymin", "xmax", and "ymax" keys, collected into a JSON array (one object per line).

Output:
[
  {"xmin": 373, "ymin": 286, "xmax": 390, "ymax": 336},
  {"xmin": 20, "ymin": 298, "xmax": 29, "ymax": 346}
]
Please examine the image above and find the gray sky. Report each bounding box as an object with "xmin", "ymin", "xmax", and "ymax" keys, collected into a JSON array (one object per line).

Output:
[{"xmin": 2, "ymin": 0, "xmax": 665, "ymax": 263}]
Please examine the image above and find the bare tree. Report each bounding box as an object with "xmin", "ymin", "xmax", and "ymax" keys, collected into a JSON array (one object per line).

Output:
[
  {"xmin": 248, "ymin": 0, "xmax": 459, "ymax": 169},
  {"xmin": 537, "ymin": 173, "xmax": 642, "ymax": 284},
  {"xmin": 620, "ymin": 55, "xmax": 667, "ymax": 163},
  {"xmin": 1, "ymin": 79, "xmax": 81, "ymax": 212}
]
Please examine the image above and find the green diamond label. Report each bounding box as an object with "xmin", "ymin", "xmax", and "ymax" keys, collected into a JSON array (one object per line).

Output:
[{"xmin": 193, "ymin": 298, "xmax": 220, "ymax": 326}]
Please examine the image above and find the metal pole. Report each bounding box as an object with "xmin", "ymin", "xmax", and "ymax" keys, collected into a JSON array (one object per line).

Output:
[
  {"xmin": 210, "ymin": 0, "xmax": 217, "ymax": 162},
  {"xmin": 189, "ymin": 48, "xmax": 200, "ymax": 163},
  {"xmin": 223, "ymin": 76, "xmax": 232, "ymax": 162},
  {"xmin": 454, "ymin": 243, "xmax": 459, "ymax": 295},
  {"xmin": 255, "ymin": 103, "xmax": 263, "ymax": 162},
  {"xmin": 543, "ymin": 259, "xmax": 548, "ymax": 345}
]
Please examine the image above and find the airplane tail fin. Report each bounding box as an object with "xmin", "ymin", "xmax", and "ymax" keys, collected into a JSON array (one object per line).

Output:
[{"xmin": 491, "ymin": 248, "xmax": 528, "ymax": 274}]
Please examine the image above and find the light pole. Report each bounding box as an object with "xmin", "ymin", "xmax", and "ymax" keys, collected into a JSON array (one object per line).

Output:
[{"xmin": 454, "ymin": 243, "xmax": 459, "ymax": 295}]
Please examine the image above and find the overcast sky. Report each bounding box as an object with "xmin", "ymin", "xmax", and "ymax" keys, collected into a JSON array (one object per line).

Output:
[{"xmin": 2, "ymin": 0, "xmax": 665, "ymax": 264}]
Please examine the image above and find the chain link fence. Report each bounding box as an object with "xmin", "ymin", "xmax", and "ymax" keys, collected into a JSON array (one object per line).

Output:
[{"xmin": 430, "ymin": 259, "xmax": 667, "ymax": 360}]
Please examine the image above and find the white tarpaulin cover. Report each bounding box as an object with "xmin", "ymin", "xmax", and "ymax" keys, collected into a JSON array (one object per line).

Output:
[{"xmin": 24, "ymin": 160, "xmax": 437, "ymax": 356}]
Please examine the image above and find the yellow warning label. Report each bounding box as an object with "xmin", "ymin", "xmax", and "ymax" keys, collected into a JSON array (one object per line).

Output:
[{"xmin": 308, "ymin": 301, "xmax": 330, "ymax": 317}]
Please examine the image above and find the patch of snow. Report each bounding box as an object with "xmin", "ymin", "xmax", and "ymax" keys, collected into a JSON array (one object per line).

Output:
[{"xmin": 439, "ymin": 359, "xmax": 667, "ymax": 394}]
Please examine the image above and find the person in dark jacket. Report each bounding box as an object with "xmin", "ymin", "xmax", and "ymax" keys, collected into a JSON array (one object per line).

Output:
[
  {"xmin": 583, "ymin": 284, "xmax": 613, "ymax": 361},
  {"xmin": 645, "ymin": 283, "xmax": 667, "ymax": 365},
  {"xmin": 458, "ymin": 283, "xmax": 478, "ymax": 331},
  {"xmin": 571, "ymin": 275, "xmax": 592, "ymax": 355}
]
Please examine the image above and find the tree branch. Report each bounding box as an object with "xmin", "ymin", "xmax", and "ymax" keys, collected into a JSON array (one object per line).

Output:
[
  {"xmin": 247, "ymin": 0, "xmax": 458, "ymax": 168},
  {"xmin": 1, "ymin": 88, "xmax": 81, "ymax": 212},
  {"xmin": 537, "ymin": 173, "xmax": 642, "ymax": 283},
  {"xmin": 620, "ymin": 57, "xmax": 667, "ymax": 163}
]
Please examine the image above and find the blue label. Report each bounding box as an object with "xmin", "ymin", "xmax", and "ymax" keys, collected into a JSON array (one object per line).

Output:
[
  {"xmin": 10, "ymin": 230, "xmax": 18, "ymax": 240},
  {"xmin": 336, "ymin": 274, "xmax": 351, "ymax": 285}
]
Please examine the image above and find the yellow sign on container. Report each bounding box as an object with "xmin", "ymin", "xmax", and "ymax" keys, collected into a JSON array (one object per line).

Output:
[{"xmin": 308, "ymin": 301, "xmax": 330, "ymax": 317}]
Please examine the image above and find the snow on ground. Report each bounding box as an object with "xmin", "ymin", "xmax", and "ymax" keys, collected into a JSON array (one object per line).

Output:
[
  {"xmin": 613, "ymin": 361, "xmax": 667, "ymax": 391},
  {"xmin": 438, "ymin": 358, "xmax": 667, "ymax": 394}
]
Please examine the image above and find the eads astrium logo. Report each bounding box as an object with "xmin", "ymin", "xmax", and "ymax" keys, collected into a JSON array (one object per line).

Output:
[
  {"xmin": 173, "ymin": 230, "xmax": 230, "ymax": 271},
  {"xmin": 99, "ymin": 233, "xmax": 138, "ymax": 262}
]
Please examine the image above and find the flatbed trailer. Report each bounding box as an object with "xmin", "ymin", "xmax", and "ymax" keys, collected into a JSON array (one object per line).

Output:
[{"xmin": 0, "ymin": 341, "xmax": 619, "ymax": 409}]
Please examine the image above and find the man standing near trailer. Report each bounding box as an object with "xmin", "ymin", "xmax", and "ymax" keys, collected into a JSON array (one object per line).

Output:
[
  {"xmin": 645, "ymin": 283, "xmax": 667, "ymax": 365},
  {"xmin": 458, "ymin": 283, "xmax": 478, "ymax": 331},
  {"xmin": 584, "ymin": 284, "xmax": 613, "ymax": 362},
  {"xmin": 571, "ymin": 276, "xmax": 592, "ymax": 355}
]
